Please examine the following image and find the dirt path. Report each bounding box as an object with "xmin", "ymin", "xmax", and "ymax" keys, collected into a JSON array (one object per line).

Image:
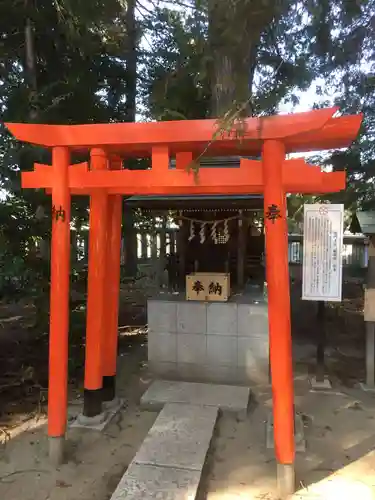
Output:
[
  {"xmin": 199, "ymin": 374, "xmax": 375, "ymax": 499},
  {"xmin": 0, "ymin": 341, "xmax": 158, "ymax": 500},
  {"xmin": 0, "ymin": 281, "xmax": 371, "ymax": 499},
  {"xmin": 3, "ymin": 354, "xmax": 375, "ymax": 500}
]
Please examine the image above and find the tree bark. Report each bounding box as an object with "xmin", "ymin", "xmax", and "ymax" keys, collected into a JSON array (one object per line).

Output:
[
  {"xmin": 124, "ymin": 0, "xmax": 137, "ymax": 124},
  {"xmin": 24, "ymin": 6, "xmax": 38, "ymax": 121},
  {"xmin": 207, "ymin": 0, "xmax": 284, "ymax": 118},
  {"xmin": 123, "ymin": 0, "xmax": 138, "ymax": 277}
]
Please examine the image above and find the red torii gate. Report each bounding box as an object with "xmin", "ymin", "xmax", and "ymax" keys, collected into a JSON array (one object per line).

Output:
[{"xmin": 5, "ymin": 107, "xmax": 362, "ymax": 493}]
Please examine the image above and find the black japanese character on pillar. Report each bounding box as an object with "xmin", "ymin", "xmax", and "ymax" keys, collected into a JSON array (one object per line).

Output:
[
  {"xmin": 265, "ymin": 204, "xmax": 281, "ymax": 224},
  {"xmin": 52, "ymin": 205, "xmax": 66, "ymax": 222}
]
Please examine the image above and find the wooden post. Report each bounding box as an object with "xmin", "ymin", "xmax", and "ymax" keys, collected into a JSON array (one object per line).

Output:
[
  {"xmin": 366, "ymin": 323, "xmax": 375, "ymax": 387},
  {"xmin": 123, "ymin": 205, "xmax": 137, "ymax": 277},
  {"xmin": 48, "ymin": 146, "xmax": 71, "ymax": 464},
  {"xmin": 170, "ymin": 230, "xmax": 176, "ymax": 254},
  {"xmin": 237, "ymin": 209, "xmax": 245, "ymax": 288},
  {"xmin": 365, "ymin": 237, "xmax": 375, "ymax": 388},
  {"xmin": 84, "ymin": 148, "xmax": 109, "ymax": 417},
  {"xmin": 160, "ymin": 215, "xmax": 167, "ymax": 260},
  {"xmin": 102, "ymin": 158, "xmax": 123, "ymax": 402},
  {"xmin": 141, "ymin": 231, "xmax": 147, "ymax": 260},
  {"xmin": 263, "ymin": 140, "xmax": 295, "ymax": 496},
  {"xmin": 316, "ymin": 301, "xmax": 326, "ymax": 383},
  {"xmin": 178, "ymin": 213, "xmax": 186, "ymax": 288}
]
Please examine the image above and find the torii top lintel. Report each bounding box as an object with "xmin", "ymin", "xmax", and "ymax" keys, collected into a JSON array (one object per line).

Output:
[{"xmin": 5, "ymin": 107, "xmax": 362, "ymax": 157}]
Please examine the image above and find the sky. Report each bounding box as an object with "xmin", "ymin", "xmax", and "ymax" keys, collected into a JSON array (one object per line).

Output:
[{"xmin": 279, "ymin": 78, "xmax": 335, "ymax": 114}]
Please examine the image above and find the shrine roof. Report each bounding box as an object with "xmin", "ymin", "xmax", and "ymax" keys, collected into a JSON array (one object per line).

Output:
[
  {"xmin": 350, "ymin": 211, "xmax": 375, "ymax": 235},
  {"xmin": 5, "ymin": 107, "xmax": 363, "ymax": 157}
]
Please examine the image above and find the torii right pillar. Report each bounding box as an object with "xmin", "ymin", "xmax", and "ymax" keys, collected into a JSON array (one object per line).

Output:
[{"xmin": 263, "ymin": 140, "xmax": 295, "ymax": 497}]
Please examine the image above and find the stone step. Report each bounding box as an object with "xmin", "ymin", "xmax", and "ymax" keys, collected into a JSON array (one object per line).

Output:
[
  {"xmin": 110, "ymin": 403, "xmax": 218, "ymax": 500},
  {"xmin": 141, "ymin": 380, "xmax": 250, "ymax": 414}
]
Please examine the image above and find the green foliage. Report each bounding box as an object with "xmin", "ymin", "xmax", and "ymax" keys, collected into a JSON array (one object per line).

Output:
[
  {"xmin": 1, "ymin": 0, "xmax": 375, "ymax": 315},
  {"xmin": 140, "ymin": 6, "xmax": 211, "ymax": 120},
  {"xmin": 0, "ymin": 0, "xmax": 135, "ymax": 316}
]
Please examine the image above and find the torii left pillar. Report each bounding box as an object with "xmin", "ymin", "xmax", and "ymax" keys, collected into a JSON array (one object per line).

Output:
[{"xmin": 48, "ymin": 147, "xmax": 71, "ymax": 464}]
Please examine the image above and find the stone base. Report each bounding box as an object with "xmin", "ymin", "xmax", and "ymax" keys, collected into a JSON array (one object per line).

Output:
[
  {"xmin": 70, "ymin": 398, "xmax": 125, "ymax": 431},
  {"xmin": 309, "ymin": 376, "xmax": 332, "ymax": 390},
  {"xmin": 49, "ymin": 436, "xmax": 65, "ymax": 466},
  {"xmin": 277, "ymin": 463, "xmax": 295, "ymax": 499},
  {"xmin": 141, "ymin": 380, "xmax": 250, "ymax": 414},
  {"xmin": 359, "ymin": 382, "xmax": 375, "ymax": 392},
  {"xmin": 148, "ymin": 360, "xmax": 269, "ymax": 386},
  {"xmin": 266, "ymin": 412, "xmax": 306, "ymax": 453},
  {"xmin": 147, "ymin": 296, "xmax": 270, "ymax": 387}
]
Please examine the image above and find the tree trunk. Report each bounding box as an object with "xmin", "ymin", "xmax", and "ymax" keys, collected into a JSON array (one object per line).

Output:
[
  {"xmin": 123, "ymin": 0, "xmax": 138, "ymax": 277},
  {"xmin": 25, "ymin": 4, "xmax": 49, "ymax": 329},
  {"xmin": 25, "ymin": 10, "xmax": 38, "ymax": 121},
  {"xmin": 124, "ymin": 0, "xmax": 137, "ymax": 124},
  {"xmin": 207, "ymin": 0, "xmax": 284, "ymax": 118}
]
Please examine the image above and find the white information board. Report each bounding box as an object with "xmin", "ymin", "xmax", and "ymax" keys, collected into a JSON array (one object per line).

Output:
[{"xmin": 302, "ymin": 204, "xmax": 344, "ymax": 302}]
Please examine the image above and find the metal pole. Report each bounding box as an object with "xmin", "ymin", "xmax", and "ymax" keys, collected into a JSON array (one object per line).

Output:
[{"xmin": 316, "ymin": 301, "xmax": 326, "ymax": 383}]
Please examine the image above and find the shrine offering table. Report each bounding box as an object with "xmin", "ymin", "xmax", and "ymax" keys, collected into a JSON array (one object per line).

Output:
[{"xmin": 147, "ymin": 291, "xmax": 269, "ymax": 385}]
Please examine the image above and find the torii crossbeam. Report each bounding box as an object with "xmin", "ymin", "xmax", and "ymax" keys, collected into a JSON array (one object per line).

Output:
[{"xmin": 5, "ymin": 107, "xmax": 363, "ymax": 496}]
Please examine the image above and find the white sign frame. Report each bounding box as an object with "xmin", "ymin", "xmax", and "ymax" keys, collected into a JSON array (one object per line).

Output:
[{"xmin": 302, "ymin": 204, "xmax": 344, "ymax": 302}]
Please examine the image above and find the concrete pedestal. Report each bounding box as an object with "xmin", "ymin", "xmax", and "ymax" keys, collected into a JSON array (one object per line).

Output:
[
  {"xmin": 70, "ymin": 398, "xmax": 125, "ymax": 431},
  {"xmin": 49, "ymin": 436, "xmax": 65, "ymax": 466},
  {"xmin": 277, "ymin": 463, "xmax": 295, "ymax": 499},
  {"xmin": 147, "ymin": 291, "xmax": 269, "ymax": 385},
  {"xmin": 309, "ymin": 376, "xmax": 332, "ymax": 390},
  {"xmin": 365, "ymin": 322, "xmax": 375, "ymax": 388}
]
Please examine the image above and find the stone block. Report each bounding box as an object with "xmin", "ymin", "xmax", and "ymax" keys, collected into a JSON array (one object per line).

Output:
[
  {"xmin": 148, "ymin": 332, "xmax": 177, "ymax": 363},
  {"xmin": 237, "ymin": 337, "xmax": 269, "ymax": 368},
  {"xmin": 177, "ymin": 302, "xmax": 206, "ymax": 334},
  {"xmin": 203, "ymin": 364, "xmax": 239, "ymax": 385},
  {"xmin": 141, "ymin": 380, "xmax": 250, "ymax": 412},
  {"xmin": 177, "ymin": 333, "xmax": 206, "ymax": 365},
  {"xmin": 110, "ymin": 463, "xmax": 202, "ymax": 500},
  {"xmin": 237, "ymin": 303, "xmax": 268, "ymax": 337},
  {"xmin": 133, "ymin": 403, "xmax": 218, "ymax": 470},
  {"xmin": 148, "ymin": 361, "xmax": 177, "ymax": 378},
  {"xmin": 207, "ymin": 335, "xmax": 237, "ymax": 367},
  {"xmin": 237, "ymin": 365, "xmax": 269, "ymax": 385},
  {"xmin": 177, "ymin": 362, "xmax": 204, "ymax": 381},
  {"xmin": 148, "ymin": 300, "xmax": 177, "ymax": 333},
  {"xmin": 207, "ymin": 302, "xmax": 237, "ymax": 335}
]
